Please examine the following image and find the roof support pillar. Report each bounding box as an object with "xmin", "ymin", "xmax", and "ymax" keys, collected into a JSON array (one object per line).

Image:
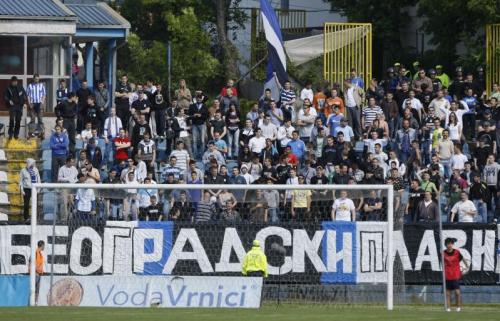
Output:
[{"xmin": 85, "ymin": 42, "xmax": 94, "ymax": 90}]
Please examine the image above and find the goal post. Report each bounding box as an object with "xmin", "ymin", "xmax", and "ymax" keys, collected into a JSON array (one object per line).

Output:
[{"xmin": 29, "ymin": 183, "xmax": 395, "ymax": 309}]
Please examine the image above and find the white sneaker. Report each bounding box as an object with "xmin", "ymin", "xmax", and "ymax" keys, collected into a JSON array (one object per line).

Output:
[
  {"xmin": 446, "ymin": 308, "xmax": 451, "ymax": 312},
  {"xmin": 456, "ymin": 307, "xmax": 461, "ymax": 312}
]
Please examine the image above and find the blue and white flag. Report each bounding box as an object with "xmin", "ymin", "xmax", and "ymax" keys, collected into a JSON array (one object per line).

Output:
[{"xmin": 260, "ymin": 0, "xmax": 287, "ymax": 101}]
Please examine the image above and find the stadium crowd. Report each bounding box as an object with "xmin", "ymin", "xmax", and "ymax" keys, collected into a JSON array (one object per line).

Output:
[{"xmin": 7, "ymin": 62, "xmax": 500, "ymax": 224}]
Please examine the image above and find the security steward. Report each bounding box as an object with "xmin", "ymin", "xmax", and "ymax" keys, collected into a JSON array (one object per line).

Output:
[{"xmin": 242, "ymin": 240, "xmax": 268, "ymax": 277}]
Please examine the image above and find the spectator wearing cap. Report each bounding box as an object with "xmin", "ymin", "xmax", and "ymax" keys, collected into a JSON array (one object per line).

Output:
[
  {"xmin": 4, "ymin": 76, "xmax": 28, "ymax": 139},
  {"xmin": 411, "ymin": 61, "xmax": 420, "ymax": 80},
  {"xmin": 333, "ymin": 117, "xmax": 354, "ymax": 142},
  {"xmin": 435, "ymin": 65, "xmax": 450, "ymax": 88}
]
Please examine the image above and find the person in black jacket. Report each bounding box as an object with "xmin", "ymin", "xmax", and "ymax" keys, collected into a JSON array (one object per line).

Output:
[
  {"xmin": 188, "ymin": 95, "xmax": 209, "ymax": 159},
  {"xmin": 56, "ymin": 92, "xmax": 78, "ymax": 155},
  {"xmin": 4, "ymin": 76, "xmax": 27, "ymax": 139},
  {"xmin": 153, "ymin": 84, "xmax": 168, "ymax": 138},
  {"xmin": 131, "ymin": 114, "xmax": 151, "ymax": 153},
  {"xmin": 76, "ymin": 79, "xmax": 92, "ymax": 132},
  {"xmin": 85, "ymin": 138, "xmax": 103, "ymax": 169}
]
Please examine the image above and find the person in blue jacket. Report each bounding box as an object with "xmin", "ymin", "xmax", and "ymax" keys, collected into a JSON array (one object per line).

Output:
[{"xmin": 50, "ymin": 125, "xmax": 69, "ymax": 182}]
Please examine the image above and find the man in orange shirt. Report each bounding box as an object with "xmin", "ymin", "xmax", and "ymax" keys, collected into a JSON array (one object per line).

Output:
[
  {"xmin": 35, "ymin": 240, "xmax": 45, "ymax": 304},
  {"xmin": 313, "ymin": 89, "xmax": 327, "ymax": 115},
  {"xmin": 325, "ymin": 88, "xmax": 345, "ymax": 116}
]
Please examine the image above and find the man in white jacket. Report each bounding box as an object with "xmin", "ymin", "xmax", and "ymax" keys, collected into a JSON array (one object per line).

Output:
[{"xmin": 19, "ymin": 158, "xmax": 40, "ymax": 221}]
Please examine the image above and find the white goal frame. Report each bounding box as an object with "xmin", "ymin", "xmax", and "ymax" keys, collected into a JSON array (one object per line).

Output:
[{"xmin": 30, "ymin": 183, "xmax": 394, "ymax": 309}]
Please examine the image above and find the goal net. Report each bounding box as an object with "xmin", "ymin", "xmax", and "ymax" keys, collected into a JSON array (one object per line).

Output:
[{"xmin": 26, "ymin": 183, "xmax": 404, "ymax": 308}]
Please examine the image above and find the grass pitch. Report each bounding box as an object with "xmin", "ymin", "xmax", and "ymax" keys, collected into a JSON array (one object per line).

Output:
[{"xmin": 1, "ymin": 305, "xmax": 500, "ymax": 321}]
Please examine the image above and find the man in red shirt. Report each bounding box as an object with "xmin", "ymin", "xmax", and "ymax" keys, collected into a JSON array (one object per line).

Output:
[
  {"xmin": 114, "ymin": 128, "xmax": 131, "ymax": 162},
  {"xmin": 443, "ymin": 237, "xmax": 469, "ymax": 312}
]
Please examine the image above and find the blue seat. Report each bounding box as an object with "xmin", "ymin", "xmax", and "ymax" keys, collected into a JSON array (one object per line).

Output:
[
  {"xmin": 227, "ymin": 160, "xmax": 238, "ymax": 170},
  {"xmin": 100, "ymin": 169, "xmax": 108, "ymax": 182},
  {"xmin": 42, "ymin": 150, "xmax": 51, "ymax": 160},
  {"xmin": 42, "ymin": 169, "xmax": 51, "ymax": 182},
  {"xmin": 42, "ymin": 159, "xmax": 51, "ymax": 171},
  {"xmin": 75, "ymin": 139, "xmax": 84, "ymax": 150},
  {"xmin": 157, "ymin": 140, "xmax": 167, "ymax": 151},
  {"xmin": 42, "ymin": 191, "xmax": 56, "ymax": 215},
  {"xmin": 354, "ymin": 141, "xmax": 365, "ymax": 155},
  {"xmin": 41, "ymin": 139, "xmax": 51, "ymax": 150},
  {"xmin": 97, "ymin": 139, "xmax": 106, "ymax": 151}
]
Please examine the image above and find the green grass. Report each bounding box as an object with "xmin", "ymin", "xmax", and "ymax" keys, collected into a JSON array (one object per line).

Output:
[{"xmin": 1, "ymin": 305, "xmax": 500, "ymax": 321}]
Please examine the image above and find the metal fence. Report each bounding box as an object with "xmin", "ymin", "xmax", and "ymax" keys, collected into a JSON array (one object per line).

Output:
[
  {"xmin": 486, "ymin": 24, "xmax": 500, "ymax": 97},
  {"xmin": 323, "ymin": 23, "xmax": 372, "ymax": 90}
]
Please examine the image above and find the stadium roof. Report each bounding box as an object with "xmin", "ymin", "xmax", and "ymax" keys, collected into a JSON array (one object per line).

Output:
[
  {"xmin": 0, "ymin": 0, "xmax": 129, "ymax": 29},
  {"xmin": 0, "ymin": 0, "xmax": 76, "ymax": 21},
  {"xmin": 65, "ymin": 1, "xmax": 130, "ymax": 29}
]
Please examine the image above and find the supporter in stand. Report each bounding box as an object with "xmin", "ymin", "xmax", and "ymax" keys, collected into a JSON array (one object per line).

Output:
[{"xmin": 15, "ymin": 63, "xmax": 500, "ymax": 225}]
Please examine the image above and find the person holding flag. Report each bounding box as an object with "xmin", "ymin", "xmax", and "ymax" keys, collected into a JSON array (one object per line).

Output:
[{"xmin": 260, "ymin": 0, "xmax": 288, "ymax": 102}]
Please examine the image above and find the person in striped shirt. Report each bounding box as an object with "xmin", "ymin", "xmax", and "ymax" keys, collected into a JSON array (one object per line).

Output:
[
  {"xmin": 361, "ymin": 97, "xmax": 383, "ymax": 133},
  {"xmin": 169, "ymin": 140, "xmax": 190, "ymax": 172},
  {"xmin": 27, "ymin": 74, "xmax": 46, "ymax": 124}
]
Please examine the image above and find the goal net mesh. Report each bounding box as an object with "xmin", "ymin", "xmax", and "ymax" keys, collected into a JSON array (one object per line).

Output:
[{"xmin": 31, "ymin": 184, "xmax": 403, "ymax": 307}]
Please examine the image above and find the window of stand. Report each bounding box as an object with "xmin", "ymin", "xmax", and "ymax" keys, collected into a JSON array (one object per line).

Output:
[{"xmin": 0, "ymin": 35, "xmax": 71, "ymax": 112}]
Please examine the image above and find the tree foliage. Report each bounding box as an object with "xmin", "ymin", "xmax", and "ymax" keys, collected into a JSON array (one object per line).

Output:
[
  {"xmin": 117, "ymin": 8, "xmax": 220, "ymax": 90},
  {"xmin": 325, "ymin": 0, "xmax": 418, "ymax": 73},
  {"xmin": 418, "ymin": 0, "xmax": 500, "ymax": 70},
  {"xmin": 117, "ymin": 0, "xmax": 245, "ymax": 90}
]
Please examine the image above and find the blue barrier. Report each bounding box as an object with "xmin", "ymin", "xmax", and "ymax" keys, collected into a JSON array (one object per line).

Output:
[{"xmin": 0, "ymin": 275, "xmax": 29, "ymax": 306}]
